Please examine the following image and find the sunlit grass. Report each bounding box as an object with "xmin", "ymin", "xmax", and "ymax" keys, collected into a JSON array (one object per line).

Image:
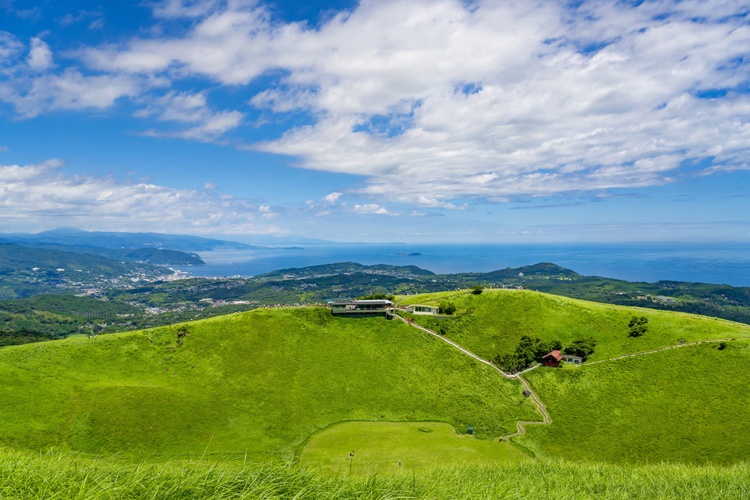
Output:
[
  {"xmin": 519, "ymin": 340, "xmax": 750, "ymax": 464},
  {"xmin": 401, "ymin": 289, "xmax": 750, "ymax": 361},
  {"xmin": 0, "ymin": 307, "xmax": 536, "ymax": 459},
  {"xmin": 1, "ymin": 447, "xmax": 749, "ymax": 499}
]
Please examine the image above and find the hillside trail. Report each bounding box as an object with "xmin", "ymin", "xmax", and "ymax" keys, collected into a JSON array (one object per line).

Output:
[
  {"xmin": 390, "ymin": 311, "xmax": 551, "ymax": 440},
  {"xmin": 585, "ymin": 338, "xmax": 734, "ymax": 366}
]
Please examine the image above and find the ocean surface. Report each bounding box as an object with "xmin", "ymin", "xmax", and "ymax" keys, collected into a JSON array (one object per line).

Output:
[{"xmin": 173, "ymin": 243, "xmax": 750, "ymax": 287}]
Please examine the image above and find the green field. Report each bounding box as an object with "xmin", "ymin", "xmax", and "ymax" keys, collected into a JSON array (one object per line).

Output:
[
  {"xmin": 1, "ymin": 446, "xmax": 749, "ymax": 499},
  {"xmin": 301, "ymin": 421, "xmax": 529, "ymax": 474},
  {"xmin": 4, "ymin": 289, "xmax": 750, "ymax": 497},
  {"xmin": 400, "ymin": 289, "xmax": 750, "ymax": 361},
  {"xmin": 0, "ymin": 307, "xmax": 537, "ymax": 459},
  {"xmin": 517, "ymin": 340, "xmax": 750, "ymax": 464}
]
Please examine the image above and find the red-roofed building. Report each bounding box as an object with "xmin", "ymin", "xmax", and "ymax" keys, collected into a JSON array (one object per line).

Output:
[{"xmin": 542, "ymin": 350, "xmax": 562, "ymax": 367}]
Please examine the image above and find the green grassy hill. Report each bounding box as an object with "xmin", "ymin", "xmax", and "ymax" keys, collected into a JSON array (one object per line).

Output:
[
  {"xmin": 0, "ymin": 307, "xmax": 536, "ymax": 459},
  {"xmin": 400, "ymin": 289, "xmax": 750, "ymax": 361},
  {"xmin": 518, "ymin": 341, "xmax": 750, "ymax": 465},
  {"xmin": 398, "ymin": 289, "xmax": 750, "ymax": 464},
  {"xmin": 2, "ymin": 446, "xmax": 749, "ymax": 500},
  {"xmin": 4, "ymin": 291, "xmax": 750, "ymax": 496}
]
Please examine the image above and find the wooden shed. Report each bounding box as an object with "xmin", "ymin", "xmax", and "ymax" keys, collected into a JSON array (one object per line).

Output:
[{"xmin": 542, "ymin": 350, "xmax": 562, "ymax": 367}]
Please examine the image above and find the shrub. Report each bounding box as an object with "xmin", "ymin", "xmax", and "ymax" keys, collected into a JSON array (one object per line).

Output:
[
  {"xmin": 438, "ymin": 301, "xmax": 456, "ymax": 315},
  {"xmin": 628, "ymin": 316, "xmax": 648, "ymax": 337},
  {"xmin": 563, "ymin": 337, "xmax": 597, "ymax": 361},
  {"xmin": 471, "ymin": 285, "xmax": 485, "ymax": 295},
  {"xmin": 358, "ymin": 293, "xmax": 395, "ymax": 301}
]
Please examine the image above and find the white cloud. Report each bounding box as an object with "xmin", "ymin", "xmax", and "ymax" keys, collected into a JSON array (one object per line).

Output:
[
  {"xmin": 149, "ymin": 0, "xmax": 224, "ymax": 19},
  {"xmin": 0, "ymin": 145, "xmax": 8, "ymax": 152},
  {"xmin": 0, "ymin": 31, "xmax": 22, "ymax": 64},
  {"xmin": 0, "ymin": 68, "xmax": 145, "ymax": 117},
  {"xmin": 0, "ymin": 160, "xmax": 279, "ymax": 234},
  {"xmin": 137, "ymin": 90, "xmax": 244, "ymax": 141},
  {"xmin": 26, "ymin": 37, "xmax": 52, "ymax": 71},
  {"xmin": 322, "ymin": 191, "xmax": 342, "ymax": 205},
  {"xmin": 58, "ymin": 9, "xmax": 104, "ymax": 29},
  {"xmin": 350, "ymin": 203, "xmax": 397, "ymax": 216},
  {"xmin": 244, "ymin": 0, "xmax": 750, "ymax": 203},
  {"xmin": 17, "ymin": 0, "xmax": 750, "ymax": 205}
]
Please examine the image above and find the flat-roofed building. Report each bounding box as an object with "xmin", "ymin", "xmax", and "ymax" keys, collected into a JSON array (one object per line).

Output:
[
  {"xmin": 561, "ymin": 354, "xmax": 583, "ymax": 365},
  {"xmin": 405, "ymin": 304, "xmax": 439, "ymax": 315},
  {"xmin": 330, "ymin": 299, "xmax": 394, "ymax": 317}
]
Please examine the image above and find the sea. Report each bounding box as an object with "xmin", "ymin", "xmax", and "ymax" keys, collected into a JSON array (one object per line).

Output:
[{"xmin": 171, "ymin": 242, "xmax": 750, "ymax": 287}]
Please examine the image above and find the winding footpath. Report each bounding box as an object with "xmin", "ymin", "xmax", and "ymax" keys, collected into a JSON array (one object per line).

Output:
[
  {"xmin": 392, "ymin": 308, "xmax": 737, "ymax": 441},
  {"xmin": 585, "ymin": 338, "xmax": 733, "ymax": 365},
  {"xmin": 390, "ymin": 311, "xmax": 551, "ymax": 440}
]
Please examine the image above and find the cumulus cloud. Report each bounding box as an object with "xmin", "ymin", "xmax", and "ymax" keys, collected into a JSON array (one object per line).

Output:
[
  {"xmin": 246, "ymin": 0, "xmax": 750, "ymax": 203},
  {"xmin": 136, "ymin": 90, "xmax": 244, "ymax": 142},
  {"xmin": 0, "ymin": 31, "xmax": 23, "ymax": 64},
  {"xmin": 10, "ymin": 0, "xmax": 750, "ymax": 206},
  {"xmin": 0, "ymin": 68, "xmax": 146, "ymax": 117},
  {"xmin": 322, "ymin": 191, "xmax": 341, "ymax": 205},
  {"xmin": 26, "ymin": 37, "xmax": 52, "ymax": 71},
  {"xmin": 350, "ymin": 203, "xmax": 398, "ymax": 216},
  {"xmin": 0, "ymin": 160, "xmax": 279, "ymax": 234}
]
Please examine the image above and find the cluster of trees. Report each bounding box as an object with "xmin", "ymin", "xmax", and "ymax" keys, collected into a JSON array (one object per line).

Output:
[
  {"xmin": 628, "ymin": 316, "xmax": 649, "ymax": 337},
  {"xmin": 563, "ymin": 337, "xmax": 597, "ymax": 359},
  {"xmin": 438, "ymin": 300, "xmax": 456, "ymax": 315},
  {"xmin": 358, "ymin": 293, "xmax": 396, "ymax": 301},
  {"xmin": 494, "ymin": 336, "xmax": 562, "ymax": 373},
  {"xmin": 0, "ymin": 329, "xmax": 59, "ymax": 347},
  {"xmin": 494, "ymin": 335, "xmax": 598, "ymax": 373}
]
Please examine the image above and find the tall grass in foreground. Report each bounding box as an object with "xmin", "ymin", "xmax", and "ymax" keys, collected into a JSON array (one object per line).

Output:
[{"xmin": 1, "ymin": 448, "xmax": 749, "ymax": 499}]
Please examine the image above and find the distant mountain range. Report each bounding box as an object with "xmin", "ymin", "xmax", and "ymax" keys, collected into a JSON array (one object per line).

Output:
[
  {"xmin": 0, "ymin": 243, "xmax": 169, "ymax": 299},
  {"xmin": 257, "ymin": 262, "xmax": 436, "ymax": 278},
  {"xmin": 26, "ymin": 245, "xmax": 205, "ymax": 266},
  {"xmin": 0, "ymin": 228, "xmax": 254, "ymax": 252}
]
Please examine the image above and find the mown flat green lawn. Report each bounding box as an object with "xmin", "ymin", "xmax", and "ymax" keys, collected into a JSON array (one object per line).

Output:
[
  {"xmin": 400, "ymin": 289, "xmax": 750, "ymax": 361},
  {"xmin": 518, "ymin": 340, "xmax": 750, "ymax": 464},
  {"xmin": 0, "ymin": 307, "xmax": 538, "ymax": 459},
  {"xmin": 301, "ymin": 421, "xmax": 529, "ymax": 474}
]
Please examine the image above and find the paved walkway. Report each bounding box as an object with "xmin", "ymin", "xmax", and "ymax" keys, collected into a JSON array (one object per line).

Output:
[{"xmin": 392, "ymin": 312, "xmax": 551, "ymax": 439}]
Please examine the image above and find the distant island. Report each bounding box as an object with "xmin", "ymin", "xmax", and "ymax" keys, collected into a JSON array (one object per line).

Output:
[{"xmin": 392, "ymin": 252, "xmax": 421, "ymax": 256}]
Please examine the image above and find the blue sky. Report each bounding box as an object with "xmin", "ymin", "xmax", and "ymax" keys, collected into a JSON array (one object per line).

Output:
[{"xmin": 0, "ymin": 0, "xmax": 749, "ymax": 243}]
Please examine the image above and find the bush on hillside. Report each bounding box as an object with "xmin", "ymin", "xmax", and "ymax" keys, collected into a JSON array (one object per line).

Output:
[
  {"xmin": 358, "ymin": 293, "xmax": 395, "ymax": 301},
  {"xmin": 628, "ymin": 316, "xmax": 649, "ymax": 337},
  {"xmin": 438, "ymin": 301, "xmax": 456, "ymax": 315},
  {"xmin": 563, "ymin": 337, "xmax": 597, "ymax": 361},
  {"xmin": 471, "ymin": 285, "xmax": 485, "ymax": 295},
  {"xmin": 0, "ymin": 329, "xmax": 58, "ymax": 347}
]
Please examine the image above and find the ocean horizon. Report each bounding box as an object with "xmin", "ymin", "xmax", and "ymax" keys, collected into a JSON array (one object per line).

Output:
[{"xmin": 173, "ymin": 242, "xmax": 750, "ymax": 287}]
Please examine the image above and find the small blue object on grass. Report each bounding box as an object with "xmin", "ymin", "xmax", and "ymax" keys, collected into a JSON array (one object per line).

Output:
[{"xmin": 467, "ymin": 426, "xmax": 474, "ymax": 435}]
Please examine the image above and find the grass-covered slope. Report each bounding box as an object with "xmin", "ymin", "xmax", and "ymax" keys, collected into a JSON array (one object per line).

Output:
[
  {"xmin": 0, "ymin": 307, "xmax": 537, "ymax": 459},
  {"xmin": 401, "ymin": 289, "xmax": 750, "ymax": 361},
  {"xmin": 519, "ymin": 341, "xmax": 750, "ymax": 464},
  {"xmin": 2, "ymin": 446, "xmax": 749, "ymax": 500}
]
